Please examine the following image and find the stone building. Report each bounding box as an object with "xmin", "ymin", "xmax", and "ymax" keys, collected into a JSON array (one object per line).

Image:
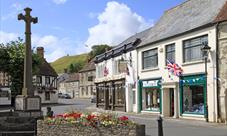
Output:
[
  {"xmin": 79, "ymin": 59, "xmax": 96, "ymax": 98},
  {"xmin": 34, "ymin": 47, "xmax": 58, "ymax": 104},
  {"xmin": 58, "ymin": 73, "xmax": 80, "ymax": 98},
  {"xmin": 0, "ymin": 71, "xmax": 11, "ymax": 105}
]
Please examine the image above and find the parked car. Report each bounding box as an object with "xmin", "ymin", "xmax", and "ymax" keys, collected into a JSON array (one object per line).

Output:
[
  {"xmin": 62, "ymin": 94, "xmax": 71, "ymax": 99},
  {"xmin": 58, "ymin": 93, "xmax": 64, "ymax": 98},
  {"xmin": 90, "ymin": 96, "xmax": 96, "ymax": 103}
]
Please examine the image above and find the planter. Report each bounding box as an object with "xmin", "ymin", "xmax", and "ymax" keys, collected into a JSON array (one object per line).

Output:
[{"xmin": 37, "ymin": 120, "xmax": 145, "ymax": 136}]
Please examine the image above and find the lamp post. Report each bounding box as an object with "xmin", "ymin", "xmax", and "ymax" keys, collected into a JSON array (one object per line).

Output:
[{"xmin": 201, "ymin": 41, "xmax": 211, "ymax": 122}]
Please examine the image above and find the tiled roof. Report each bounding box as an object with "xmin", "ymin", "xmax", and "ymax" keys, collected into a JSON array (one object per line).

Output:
[
  {"xmin": 139, "ymin": 0, "xmax": 227, "ymax": 47},
  {"xmin": 35, "ymin": 58, "xmax": 58, "ymax": 77}
]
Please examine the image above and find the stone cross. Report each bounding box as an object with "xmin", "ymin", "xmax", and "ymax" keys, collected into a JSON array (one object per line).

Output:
[{"xmin": 18, "ymin": 7, "xmax": 38, "ymax": 96}]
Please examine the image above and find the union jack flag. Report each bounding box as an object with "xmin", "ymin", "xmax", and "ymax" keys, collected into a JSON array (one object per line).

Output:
[
  {"xmin": 167, "ymin": 60, "xmax": 183, "ymax": 77},
  {"xmin": 104, "ymin": 66, "xmax": 109, "ymax": 76}
]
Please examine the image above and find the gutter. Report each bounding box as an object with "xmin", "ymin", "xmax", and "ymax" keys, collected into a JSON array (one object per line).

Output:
[{"xmin": 215, "ymin": 22, "xmax": 220, "ymax": 122}]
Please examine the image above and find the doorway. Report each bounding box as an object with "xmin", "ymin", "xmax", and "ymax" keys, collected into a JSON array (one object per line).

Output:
[{"xmin": 169, "ymin": 88, "xmax": 174, "ymax": 117}]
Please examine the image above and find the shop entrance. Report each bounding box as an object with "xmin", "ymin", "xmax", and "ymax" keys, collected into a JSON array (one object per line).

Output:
[{"xmin": 169, "ymin": 88, "xmax": 174, "ymax": 117}]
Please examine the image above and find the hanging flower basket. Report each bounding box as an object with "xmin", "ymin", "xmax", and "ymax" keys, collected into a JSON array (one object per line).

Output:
[{"xmin": 37, "ymin": 112, "xmax": 145, "ymax": 136}]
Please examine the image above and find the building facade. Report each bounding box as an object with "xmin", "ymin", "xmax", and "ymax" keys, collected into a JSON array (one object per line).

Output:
[
  {"xmin": 58, "ymin": 73, "xmax": 80, "ymax": 98},
  {"xmin": 135, "ymin": 0, "xmax": 227, "ymax": 123},
  {"xmin": 0, "ymin": 72, "xmax": 11, "ymax": 105},
  {"xmin": 79, "ymin": 60, "xmax": 96, "ymax": 98},
  {"xmin": 93, "ymin": 0, "xmax": 227, "ymax": 123},
  {"xmin": 34, "ymin": 47, "xmax": 58, "ymax": 104},
  {"xmin": 94, "ymin": 38, "xmax": 141, "ymax": 112}
]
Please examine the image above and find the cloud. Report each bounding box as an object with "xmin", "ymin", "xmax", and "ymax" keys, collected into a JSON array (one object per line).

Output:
[
  {"xmin": 85, "ymin": 1, "xmax": 152, "ymax": 46},
  {"xmin": 0, "ymin": 31, "xmax": 86, "ymax": 62},
  {"xmin": 32, "ymin": 35, "xmax": 87, "ymax": 62},
  {"xmin": 0, "ymin": 3, "xmax": 23, "ymax": 21},
  {"xmin": 52, "ymin": 0, "xmax": 67, "ymax": 5},
  {"xmin": 0, "ymin": 31, "xmax": 19, "ymax": 44}
]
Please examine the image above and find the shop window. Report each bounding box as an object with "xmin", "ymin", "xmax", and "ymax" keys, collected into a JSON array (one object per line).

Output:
[
  {"xmin": 115, "ymin": 84, "xmax": 125, "ymax": 105},
  {"xmin": 144, "ymin": 88, "xmax": 160, "ymax": 111},
  {"xmin": 45, "ymin": 92, "xmax": 50, "ymax": 100},
  {"xmin": 183, "ymin": 35, "xmax": 208, "ymax": 62},
  {"xmin": 142, "ymin": 48, "xmax": 158, "ymax": 69},
  {"xmin": 182, "ymin": 85, "xmax": 204, "ymax": 114},
  {"xmin": 98, "ymin": 86, "xmax": 104, "ymax": 103},
  {"xmin": 166, "ymin": 44, "xmax": 175, "ymax": 64}
]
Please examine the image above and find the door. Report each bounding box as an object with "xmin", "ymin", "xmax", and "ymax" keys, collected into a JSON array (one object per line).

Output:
[{"xmin": 170, "ymin": 88, "xmax": 174, "ymax": 117}]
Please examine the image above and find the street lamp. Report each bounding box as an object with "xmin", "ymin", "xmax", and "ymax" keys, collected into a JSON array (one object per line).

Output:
[{"xmin": 201, "ymin": 41, "xmax": 211, "ymax": 122}]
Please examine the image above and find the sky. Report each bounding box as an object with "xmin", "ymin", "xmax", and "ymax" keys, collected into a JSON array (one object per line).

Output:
[{"xmin": 0, "ymin": 0, "xmax": 185, "ymax": 62}]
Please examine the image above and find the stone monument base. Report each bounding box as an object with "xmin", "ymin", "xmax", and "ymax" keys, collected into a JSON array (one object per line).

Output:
[{"xmin": 15, "ymin": 95, "xmax": 42, "ymax": 118}]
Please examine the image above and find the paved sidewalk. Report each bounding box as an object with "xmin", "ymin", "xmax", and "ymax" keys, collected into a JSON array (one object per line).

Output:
[{"xmin": 86, "ymin": 106, "xmax": 227, "ymax": 136}]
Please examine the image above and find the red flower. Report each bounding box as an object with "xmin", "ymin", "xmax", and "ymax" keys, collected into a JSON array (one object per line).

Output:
[
  {"xmin": 119, "ymin": 116, "xmax": 129, "ymax": 121},
  {"xmin": 87, "ymin": 114, "xmax": 96, "ymax": 121},
  {"xmin": 55, "ymin": 114, "xmax": 64, "ymax": 118}
]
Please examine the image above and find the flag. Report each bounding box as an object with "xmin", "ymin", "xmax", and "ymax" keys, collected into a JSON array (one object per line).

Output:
[
  {"xmin": 104, "ymin": 66, "xmax": 109, "ymax": 76},
  {"xmin": 167, "ymin": 60, "xmax": 183, "ymax": 77}
]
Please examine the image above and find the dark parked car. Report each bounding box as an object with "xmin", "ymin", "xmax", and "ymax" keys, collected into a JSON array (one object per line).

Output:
[{"xmin": 63, "ymin": 94, "xmax": 71, "ymax": 99}]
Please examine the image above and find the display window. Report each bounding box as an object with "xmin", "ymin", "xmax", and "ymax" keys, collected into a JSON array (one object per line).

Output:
[
  {"xmin": 143, "ymin": 88, "xmax": 160, "ymax": 111},
  {"xmin": 180, "ymin": 75, "xmax": 206, "ymax": 115},
  {"xmin": 183, "ymin": 85, "xmax": 204, "ymax": 114}
]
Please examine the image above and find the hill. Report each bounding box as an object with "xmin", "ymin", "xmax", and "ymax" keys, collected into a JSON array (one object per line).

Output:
[{"xmin": 50, "ymin": 53, "xmax": 88, "ymax": 74}]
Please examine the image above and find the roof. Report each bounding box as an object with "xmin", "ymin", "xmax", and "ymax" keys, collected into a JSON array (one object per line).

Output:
[
  {"xmin": 65, "ymin": 73, "xmax": 79, "ymax": 82},
  {"xmin": 94, "ymin": 29, "xmax": 148, "ymax": 63},
  {"xmin": 79, "ymin": 59, "xmax": 96, "ymax": 73},
  {"xmin": 35, "ymin": 58, "xmax": 58, "ymax": 77},
  {"xmin": 139, "ymin": 0, "xmax": 227, "ymax": 47}
]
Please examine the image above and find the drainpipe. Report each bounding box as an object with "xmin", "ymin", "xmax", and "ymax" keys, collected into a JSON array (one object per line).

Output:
[{"xmin": 215, "ymin": 22, "xmax": 220, "ymax": 122}]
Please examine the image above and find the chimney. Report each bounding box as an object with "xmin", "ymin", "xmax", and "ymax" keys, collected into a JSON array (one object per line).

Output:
[{"xmin": 37, "ymin": 47, "xmax": 44, "ymax": 58}]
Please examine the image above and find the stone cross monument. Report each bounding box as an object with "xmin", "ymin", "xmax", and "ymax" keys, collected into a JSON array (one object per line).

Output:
[
  {"xmin": 15, "ymin": 7, "xmax": 42, "ymax": 117},
  {"xmin": 18, "ymin": 7, "xmax": 38, "ymax": 96}
]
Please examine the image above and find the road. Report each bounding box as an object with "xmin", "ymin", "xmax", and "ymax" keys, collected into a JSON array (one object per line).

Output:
[
  {"xmin": 41, "ymin": 98, "xmax": 227, "ymax": 136},
  {"xmin": 1, "ymin": 98, "xmax": 226, "ymax": 136}
]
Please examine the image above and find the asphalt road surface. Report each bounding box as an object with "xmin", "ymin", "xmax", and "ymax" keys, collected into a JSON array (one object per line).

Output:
[{"xmin": 41, "ymin": 98, "xmax": 227, "ymax": 136}]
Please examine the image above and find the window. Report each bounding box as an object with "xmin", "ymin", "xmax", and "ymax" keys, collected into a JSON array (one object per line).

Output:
[
  {"xmin": 37, "ymin": 76, "xmax": 42, "ymax": 84},
  {"xmin": 183, "ymin": 35, "xmax": 208, "ymax": 62},
  {"xmin": 115, "ymin": 83, "xmax": 125, "ymax": 105},
  {"xmin": 142, "ymin": 48, "xmax": 158, "ymax": 69},
  {"xmin": 183, "ymin": 85, "xmax": 204, "ymax": 114},
  {"xmin": 45, "ymin": 92, "xmax": 50, "ymax": 100},
  {"xmin": 143, "ymin": 88, "xmax": 160, "ymax": 111},
  {"xmin": 88, "ymin": 76, "xmax": 93, "ymax": 81},
  {"xmin": 166, "ymin": 44, "xmax": 175, "ymax": 64},
  {"xmin": 45, "ymin": 77, "xmax": 50, "ymax": 84}
]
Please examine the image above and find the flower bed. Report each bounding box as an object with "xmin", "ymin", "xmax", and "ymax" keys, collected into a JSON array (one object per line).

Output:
[{"xmin": 37, "ymin": 112, "xmax": 145, "ymax": 136}]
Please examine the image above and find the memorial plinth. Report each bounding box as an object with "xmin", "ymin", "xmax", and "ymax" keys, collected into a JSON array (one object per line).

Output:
[{"xmin": 15, "ymin": 95, "xmax": 42, "ymax": 118}]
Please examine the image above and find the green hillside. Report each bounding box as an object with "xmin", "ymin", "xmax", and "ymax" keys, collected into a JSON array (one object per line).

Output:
[{"xmin": 51, "ymin": 53, "xmax": 88, "ymax": 73}]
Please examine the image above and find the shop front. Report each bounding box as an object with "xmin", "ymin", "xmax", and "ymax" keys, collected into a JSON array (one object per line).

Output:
[
  {"xmin": 138, "ymin": 79, "xmax": 162, "ymax": 114},
  {"xmin": 96, "ymin": 79, "xmax": 126, "ymax": 111},
  {"xmin": 180, "ymin": 74, "xmax": 207, "ymax": 118}
]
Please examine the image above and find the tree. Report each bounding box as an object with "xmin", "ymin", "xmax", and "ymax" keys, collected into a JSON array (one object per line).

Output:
[
  {"xmin": 0, "ymin": 38, "xmax": 41, "ymax": 106},
  {"xmin": 88, "ymin": 44, "xmax": 112, "ymax": 60},
  {"xmin": 68, "ymin": 61, "xmax": 84, "ymax": 73}
]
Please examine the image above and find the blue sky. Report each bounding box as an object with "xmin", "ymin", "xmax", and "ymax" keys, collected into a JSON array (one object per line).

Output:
[{"xmin": 0, "ymin": 0, "xmax": 185, "ymax": 62}]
